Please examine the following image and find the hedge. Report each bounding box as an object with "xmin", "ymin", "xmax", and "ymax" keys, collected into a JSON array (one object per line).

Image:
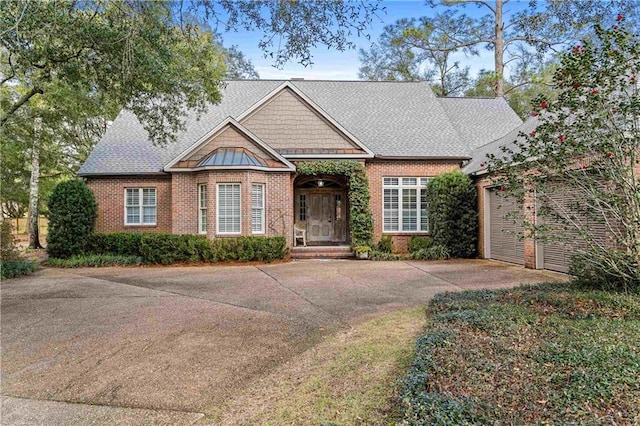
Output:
[
  {"xmin": 1, "ymin": 260, "xmax": 36, "ymax": 280},
  {"xmin": 82, "ymin": 233, "xmax": 288, "ymax": 265}
]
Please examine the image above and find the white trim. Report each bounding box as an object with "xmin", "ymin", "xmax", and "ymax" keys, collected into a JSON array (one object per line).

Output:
[
  {"xmin": 251, "ymin": 183, "xmax": 265, "ymax": 234},
  {"xmin": 381, "ymin": 177, "xmax": 430, "ymax": 233},
  {"xmin": 236, "ymin": 81, "xmax": 375, "ymax": 158},
  {"xmin": 483, "ymin": 187, "xmax": 491, "ymax": 259},
  {"xmin": 198, "ymin": 183, "xmax": 207, "ymax": 235},
  {"xmin": 283, "ymin": 154, "xmax": 371, "ymax": 159},
  {"xmin": 164, "ymin": 118, "xmax": 296, "ymax": 172},
  {"xmin": 168, "ymin": 166, "xmax": 293, "ymax": 173},
  {"xmin": 124, "ymin": 187, "xmax": 157, "ymax": 226},
  {"xmin": 216, "ymin": 183, "xmax": 241, "ymax": 235}
]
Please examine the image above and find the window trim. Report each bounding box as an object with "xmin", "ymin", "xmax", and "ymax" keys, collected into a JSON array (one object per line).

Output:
[
  {"xmin": 124, "ymin": 187, "xmax": 157, "ymax": 226},
  {"xmin": 216, "ymin": 183, "xmax": 241, "ymax": 235},
  {"xmin": 382, "ymin": 177, "xmax": 429, "ymax": 233},
  {"xmin": 251, "ymin": 183, "xmax": 265, "ymax": 234},
  {"xmin": 198, "ymin": 183, "xmax": 207, "ymax": 234}
]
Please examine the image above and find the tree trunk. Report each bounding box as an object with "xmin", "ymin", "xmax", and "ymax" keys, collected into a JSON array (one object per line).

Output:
[
  {"xmin": 28, "ymin": 124, "xmax": 42, "ymax": 249},
  {"xmin": 494, "ymin": 0, "xmax": 505, "ymax": 97}
]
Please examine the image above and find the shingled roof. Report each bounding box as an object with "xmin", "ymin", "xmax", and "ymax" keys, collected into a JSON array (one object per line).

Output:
[{"xmin": 78, "ymin": 80, "xmax": 523, "ymax": 176}]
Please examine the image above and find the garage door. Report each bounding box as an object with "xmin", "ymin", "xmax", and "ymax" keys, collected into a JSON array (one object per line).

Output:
[
  {"xmin": 540, "ymin": 185, "xmax": 609, "ymax": 273},
  {"xmin": 488, "ymin": 188, "xmax": 525, "ymax": 265}
]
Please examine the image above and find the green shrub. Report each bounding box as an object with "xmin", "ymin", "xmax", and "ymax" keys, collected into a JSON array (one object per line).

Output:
[
  {"xmin": 408, "ymin": 235, "xmax": 434, "ymax": 254},
  {"xmin": 369, "ymin": 250, "xmax": 404, "ymax": 261},
  {"xmin": 1, "ymin": 221, "xmax": 20, "ymax": 261},
  {"xmin": 569, "ymin": 249, "xmax": 640, "ymax": 293},
  {"xmin": 139, "ymin": 234, "xmax": 200, "ymax": 265},
  {"xmin": 409, "ymin": 245, "xmax": 450, "ymax": 260},
  {"xmin": 425, "ymin": 171, "xmax": 478, "ymax": 258},
  {"xmin": 46, "ymin": 179, "xmax": 97, "ymax": 258},
  {"xmin": 87, "ymin": 233, "xmax": 144, "ymax": 256},
  {"xmin": 48, "ymin": 254, "xmax": 143, "ymax": 268},
  {"xmin": 376, "ymin": 235, "xmax": 394, "ymax": 253},
  {"xmin": 1, "ymin": 260, "xmax": 36, "ymax": 279}
]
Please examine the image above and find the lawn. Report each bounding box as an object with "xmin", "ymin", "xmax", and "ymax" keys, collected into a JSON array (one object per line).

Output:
[{"xmin": 398, "ymin": 282, "xmax": 640, "ymax": 425}]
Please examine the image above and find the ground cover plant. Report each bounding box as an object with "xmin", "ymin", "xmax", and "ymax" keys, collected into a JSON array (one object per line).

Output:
[
  {"xmin": 1, "ymin": 220, "xmax": 36, "ymax": 279},
  {"xmin": 398, "ymin": 282, "xmax": 640, "ymax": 425},
  {"xmin": 47, "ymin": 254, "xmax": 143, "ymax": 268}
]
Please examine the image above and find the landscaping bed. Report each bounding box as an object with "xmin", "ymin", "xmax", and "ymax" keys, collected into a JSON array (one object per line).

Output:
[{"xmin": 398, "ymin": 282, "xmax": 640, "ymax": 425}]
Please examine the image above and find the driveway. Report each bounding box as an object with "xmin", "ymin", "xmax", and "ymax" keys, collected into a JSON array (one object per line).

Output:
[{"xmin": 1, "ymin": 259, "xmax": 563, "ymax": 424}]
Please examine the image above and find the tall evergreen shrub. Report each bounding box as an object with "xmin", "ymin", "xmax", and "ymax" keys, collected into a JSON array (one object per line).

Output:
[
  {"xmin": 425, "ymin": 171, "xmax": 478, "ymax": 258},
  {"xmin": 47, "ymin": 179, "xmax": 97, "ymax": 258}
]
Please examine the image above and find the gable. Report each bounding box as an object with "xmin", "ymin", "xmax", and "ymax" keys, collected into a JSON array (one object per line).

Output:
[
  {"xmin": 168, "ymin": 122, "xmax": 293, "ymax": 170},
  {"xmin": 240, "ymin": 88, "xmax": 366, "ymax": 155}
]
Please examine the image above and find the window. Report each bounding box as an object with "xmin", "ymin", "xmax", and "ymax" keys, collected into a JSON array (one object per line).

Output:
[
  {"xmin": 299, "ymin": 194, "xmax": 307, "ymax": 221},
  {"xmin": 125, "ymin": 188, "xmax": 156, "ymax": 225},
  {"xmin": 382, "ymin": 177, "xmax": 429, "ymax": 232},
  {"xmin": 251, "ymin": 184, "xmax": 265, "ymax": 234},
  {"xmin": 198, "ymin": 184, "xmax": 207, "ymax": 234},
  {"xmin": 217, "ymin": 183, "xmax": 241, "ymax": 234}
]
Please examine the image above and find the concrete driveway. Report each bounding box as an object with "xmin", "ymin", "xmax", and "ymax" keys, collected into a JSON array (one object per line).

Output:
[{"xmin": 1, "ymin": 259, "xmax": 563, "ymax": 424}]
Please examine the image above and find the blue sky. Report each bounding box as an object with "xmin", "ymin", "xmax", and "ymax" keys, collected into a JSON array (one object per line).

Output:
[{"xmin": 219, "ymin": 0, "xmax": 531, "ymax": 80}]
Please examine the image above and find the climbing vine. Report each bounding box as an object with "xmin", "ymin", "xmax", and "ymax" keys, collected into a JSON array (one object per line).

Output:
[{"xmin": 296, "ymin": 161, "xmax": 373, "ymax": 247}]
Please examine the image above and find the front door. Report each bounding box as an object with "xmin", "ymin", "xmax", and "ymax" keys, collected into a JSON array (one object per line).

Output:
[{"xmin": 308, "ymin": 193, "xmax": 334, "ymax": 242}]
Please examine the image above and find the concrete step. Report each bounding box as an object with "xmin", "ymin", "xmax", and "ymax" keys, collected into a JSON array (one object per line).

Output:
[{"xmin": 290, "ymin": 245, "xmax": 354, "ymax": 259}]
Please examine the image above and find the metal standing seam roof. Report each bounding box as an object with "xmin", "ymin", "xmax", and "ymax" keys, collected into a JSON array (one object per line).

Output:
[
  {"xmin": 78, "ymin": 80, "xmax": 525, "ymax": 176},
  {"xmin": 197, "ymin": 147, "xmax": 267, "ymax": 167}
]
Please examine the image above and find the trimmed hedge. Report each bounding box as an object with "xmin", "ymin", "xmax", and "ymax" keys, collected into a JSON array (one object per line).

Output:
[
  {"xmin": 84, "ymin": 233, "xmax": 288, "ymax": 265},
  {"xmin": 1, "ymin": 260, "xmax": 36, "ymax": 280},
  {"xmin": 48, "ymin": 254, "xmax": 143, "ymax": 268}
]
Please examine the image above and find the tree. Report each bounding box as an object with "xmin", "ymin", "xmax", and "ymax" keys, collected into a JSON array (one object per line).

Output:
[
  {"xmin": 489, "ymin": 20, "xmax": 640, "ymax": 290},
  {"xmin": 360, "ymin": 0, "xmax": 639, "ymax": 98}
]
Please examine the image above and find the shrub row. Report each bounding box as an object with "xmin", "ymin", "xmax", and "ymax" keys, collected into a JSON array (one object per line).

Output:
[
  {"xmin": 1, "ymin": 260, "xmax": 36, "ymax": 280},
  {"xmin": 48, "ymin": 254, "xmax": 143, "ymax": 268},
  {"xmin": 85, "ymin": 233, "xmax": 288, "ymax": 265},
  {"xmin": 407, "ymin": 236, "xmax": 434, "ymax": 254}
]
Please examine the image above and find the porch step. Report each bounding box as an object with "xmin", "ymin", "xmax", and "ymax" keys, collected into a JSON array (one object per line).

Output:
[{"xmin": 290, "ymin": 245, "xmax": 354, "ymax": 259}]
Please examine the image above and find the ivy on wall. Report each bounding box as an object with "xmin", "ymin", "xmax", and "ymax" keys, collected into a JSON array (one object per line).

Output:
[{"xmin": 296, "ymin": 161, "xmax": 373, "ymax": 247}]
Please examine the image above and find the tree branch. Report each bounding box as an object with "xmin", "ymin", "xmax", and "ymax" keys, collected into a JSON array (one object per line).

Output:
[{"xmin": 0, "ymin": 86, "xmax": 43, "ymax": 127}]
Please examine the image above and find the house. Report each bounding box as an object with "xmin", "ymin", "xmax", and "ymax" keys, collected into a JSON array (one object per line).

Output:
[{"xmin": 78, "ymin": 80, "xmax": 523, "ymax": 254}]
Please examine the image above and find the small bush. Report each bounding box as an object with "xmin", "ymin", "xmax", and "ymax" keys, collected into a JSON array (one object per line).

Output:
[
  {"xmin": 425, "ymin": 171, "xmax": 478, "ymax": 258},
  {"xmin": 569, "ymin": 249, "xmax": 640, "ymax": 293},
  {"xmin": 377, "ymin": 235, "xmax": 394, "ymax": 253},
  {"xmin": 408, "ymin": 236, "xmax": 434, "ymax": 254},
  {"xmin": 48, "ymin": 254, "xmax": 143, "ymax": 268},
  {"xmin": 369, "ymin": 250, "xmax": 404, "ymax": 261},
  {"xmin": 47, "ymin": 179, "xmax": 97, "ymax": 258},
  {"xmin": 1, "ymin": 260, "xmax": 36, "ymax": 280},
  {"xmin": 1, "ymin": 221, "xmax": 20, "ymax": 261},
  {"xmin": 409, "ymin": 245, "xmax": 450, "ymax": 260},
  {"xmin": 88, "ymin": 233, "xmax": 144, "ymax": 256}
]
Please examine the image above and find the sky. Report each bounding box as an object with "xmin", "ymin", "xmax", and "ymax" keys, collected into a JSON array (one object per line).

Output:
[{"xmin": 217, "ymin": 0, "xmax": 531, "ymax": 80}]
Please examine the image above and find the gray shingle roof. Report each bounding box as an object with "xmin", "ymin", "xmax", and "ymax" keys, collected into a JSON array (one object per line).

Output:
[
  {"xmin": 463, "ymin": 117, "xmax": 539, "ymax": 175},
  {"xmin": 79, "ymin": 80, "xmax": 524, "ymax": 175},
  {"xmin": 437, "ymin": 97, "xmax": 523, "ymax": 151}
]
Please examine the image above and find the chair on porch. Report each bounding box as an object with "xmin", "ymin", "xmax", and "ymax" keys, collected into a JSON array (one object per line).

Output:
[{"xmin": 294, "ymin": 222, "xmax": 307, "ymax": 247}]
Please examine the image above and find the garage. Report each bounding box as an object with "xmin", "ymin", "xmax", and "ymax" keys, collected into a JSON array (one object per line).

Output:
[{"xmin": 486, "ymin": 187, "xmax": 525, "ymax": 265}]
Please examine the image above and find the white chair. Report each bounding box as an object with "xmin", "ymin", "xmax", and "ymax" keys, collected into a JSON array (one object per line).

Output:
[{"xmin": 294, "ymin": 223, "xmax": 307, "ymax": 247}]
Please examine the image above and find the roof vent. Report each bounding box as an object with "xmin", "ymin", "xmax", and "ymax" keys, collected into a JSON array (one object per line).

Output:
[{"xmin": 290, "ymin": 77, "xmax": 304, "ymax": 80}]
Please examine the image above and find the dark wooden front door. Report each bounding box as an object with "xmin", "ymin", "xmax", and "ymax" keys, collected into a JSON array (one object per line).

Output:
[{"xmin": 308, "ymin": 193, "xmax": 334, "ymax": 242}]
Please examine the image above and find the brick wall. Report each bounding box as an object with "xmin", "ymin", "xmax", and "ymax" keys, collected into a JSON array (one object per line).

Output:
[
  {"xmin": 86, "ymin": 176, "xmax": 173, "ymax": 233},
  {"xmin": 365, "ymin": 159, "xmax": 462, "ymax": 252}
]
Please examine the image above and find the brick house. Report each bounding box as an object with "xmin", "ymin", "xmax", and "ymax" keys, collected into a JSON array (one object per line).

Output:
[{"xmin": 79, "ymin": 80, "xmax": 523, "ymax": 254}]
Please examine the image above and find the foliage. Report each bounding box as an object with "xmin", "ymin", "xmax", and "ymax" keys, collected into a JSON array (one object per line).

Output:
[
  {"xmin": 570, "ymin": 249, "xmax": 640, "ymax": 294},
  {"xmin": 48, "ymin": 254, "xmax": 143, "ymax": 268},
  {"xmin": 407, "ymin": 236, "xmax": 434, "ymax": 254},
  {"xmin": 86, "ymin": 232, "xmax": 288, "ymax": 265},
  {"xmin": 397, "ymin": 283, "xmax": 640, "ymax": 424},
  {"xmin": 46, "ymin": 180, "xmax": 97, "ymax": 259},
  {"xmin": 425, "ymin": 171, "xmax": 477, "ymax": 258},
  {"xmin": 296, "ymin": 161, "xmax": 373, "ymax": 247},
  {"xmin": 1, "ymin": 220, "xmax": 20, "ymax": 261},
  {"xmin": 353, "ymin": 245, "xmax": 372, "ymax": 254},
  {"xmin": 377, "ymin": 235, "xmax": 394, "ymax": 254},
  {"xmin": 409, "ymin": 245, "xmax": 450, "ymax": 261},
  {"xmin": 0, "ymin": 260, "xmax": 36, "ymax": 280},
  {"xmin": 369, "ymin": 250, "xmax": 405, "ymax": 261},
  {"xmin": 489, "ymin": 22, "xmax": 640, "ymax": 289},
  {"xmin": 359, "ymin": 1, "xmax": 639, "ymax": 98}
]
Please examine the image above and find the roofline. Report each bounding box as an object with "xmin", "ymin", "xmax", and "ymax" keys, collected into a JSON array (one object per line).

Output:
[
  {"xmin": 284, "ymin": 154, "xmax": 372, "ymax": 160},
  {"xmin": 163, "ymin": 118, "xmax": 296, "ymax": 172},
  {"xmin": 373, "ymin": 155, "xmax": 470, "ymax": 161},
  {"xmin": 168, "ymin": 166, "xmax": 295, "ymax": 173},
  {"xmin": 235, "ymin": 81, "xmax": 375, "ymax": 157},
  {"xmin": 78, "ymin": 172, "xmax": 168, "ymax": 177}
]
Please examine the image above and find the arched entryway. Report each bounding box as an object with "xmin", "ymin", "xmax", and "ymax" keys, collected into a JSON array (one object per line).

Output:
[{"xmin": 294, "ymin": 175, "xmax": 348, "ymax": 245}]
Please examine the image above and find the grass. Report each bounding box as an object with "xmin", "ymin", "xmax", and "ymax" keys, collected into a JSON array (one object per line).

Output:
[
  {"xmin": 212, "ymin": 307, "xmax": 426, "ymax": 425},
  {"xmin": 398, "ymin": 282, "xmax": 640, "ymax": 425},
  {"xmin": 47, "ymin": 254, "xmax": 143, "ymax": 268}
]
